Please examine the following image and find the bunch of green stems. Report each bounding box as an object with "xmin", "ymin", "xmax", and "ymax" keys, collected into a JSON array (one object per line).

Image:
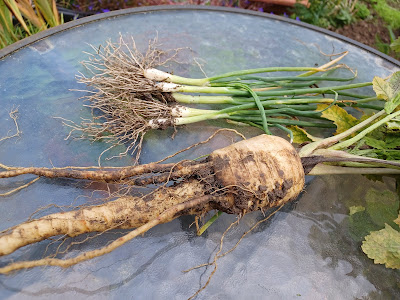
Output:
[
  {"xmin": 78, "ymin": 45, "xmax": 383, "ymax": 157},
  {"xmin": 142, "ymin": 67, "xmax": 381, "ymax": 138}
]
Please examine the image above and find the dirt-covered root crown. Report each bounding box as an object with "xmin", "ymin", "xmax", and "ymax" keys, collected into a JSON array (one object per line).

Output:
[{"xmin": 209, "ymin": 135, "xmax": 305, "ymax": 214}]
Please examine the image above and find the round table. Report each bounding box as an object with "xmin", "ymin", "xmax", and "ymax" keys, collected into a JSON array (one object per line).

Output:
[{"xmin": 0, "ymin": 6, "xmax": 399, "ymax": 299}]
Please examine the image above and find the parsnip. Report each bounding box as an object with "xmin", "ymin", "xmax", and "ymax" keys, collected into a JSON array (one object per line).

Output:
[{"xmin": 0, "ymin": 135, "xmax": 305, "ymax": 272}]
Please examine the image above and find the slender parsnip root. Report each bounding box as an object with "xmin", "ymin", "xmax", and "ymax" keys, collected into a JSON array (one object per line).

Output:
[
  {"xmin": 0, "ymin": 135, "xmax": 305, "ymax": 272},
  {"xmin": 0, "ymin": 196, "xmax": 212, "ymax": 273},
  {"xmin": 0, "ymin": 179, "xmax": 207, "ymax": 256}
]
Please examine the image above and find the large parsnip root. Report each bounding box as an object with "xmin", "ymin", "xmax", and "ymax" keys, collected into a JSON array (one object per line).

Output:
[{"xmin": 0, "ymin": 135, "xmax": 305, "ymax": 273}]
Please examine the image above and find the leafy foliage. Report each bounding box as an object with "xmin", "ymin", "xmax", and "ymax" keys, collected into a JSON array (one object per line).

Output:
[
  {"xmin": 391, "ymin": 37, "xmax": 400, "ymax": 52},
  {"xmin": 297, "ymin": 73, "xmax": 400, "ymax": 162},
  {"xmin": 375, "ymin": 26, "xmax": 400, "ymax": 60},
  {"xmin": 348, "ymin": 188, "xmax": 399, "ymax": 242},
  {"xmin": 287, "ymin": 125, "xmax": 321, "ymax": 144},
  {"xmin": 287, "ymin": 125, "xmax": 312, "ymax": 144},
  {"xmin": 373, "ymin": 77, "xmax": 393, "ymax": 101},
  {"xmin": 344, "ymin": 73, "xmax": 400, "ymax": 268},
  {"xmin": 317, "ymin": 104, "xmax": 358, "ymax": 134},
  {"xmin": 349, "ymin": 205, "xmax": 365, "ymax": 215},
  {"xmin": 358, "ymin": 135, "xmax": 400, "ymax": 160},
  {"xmin": 0, "ymin": 0, "xmax": 61, "ymax": 49},
  {"xmin": 349, "ymin": 123, "xmax": 400, "ymax": 160},
  {"xmin": 291, "ymin": 0, "xmax": 359, "ymax": 29},
  {"xmin": 341, "ymin": 73, "xmax": 400, "ymax": 161},
  {"xmin": 362, "ymin": 223, "xmax": 400, "ymax": 269},
  {"xmin": 372, "ymin": 72, "xmax": 400, "ymax": 114},
  {"xmin": 372, "ymin": 0, "xmax": 400, "ymax": 29},
  {"xmin": 355, "ymin": 2, "xmax": 370, "ymax": 19}
]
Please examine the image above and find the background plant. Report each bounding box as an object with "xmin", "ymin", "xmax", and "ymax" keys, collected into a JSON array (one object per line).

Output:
[
  {"xmin": 0, "ymin": 0, "xmax": 61, "ymax": 49},
  {"xmin": 371, "ymin": 0, "xmax": 400, "ymax": 30},
  {"xmin": 55, "ymin": 0, "xmax": 244, "ymax": 15},
  {"xmin": 391, "ymin": 36, "xmax": 400, "ymax": 53},
  {"xmin": 291, "ymin": 0, "xmax": 360, "ymax": 29},
  {"xmin": 376, "ymin": 26, "xmax": 400, "ymax": 60},
  {"xmin": 354, "ymin": 1, "xmax": 370, "ymax": 19}
]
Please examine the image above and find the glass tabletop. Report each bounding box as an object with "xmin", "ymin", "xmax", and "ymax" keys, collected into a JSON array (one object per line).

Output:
[{"xmin": 0, "ymin": 6, "xmax": 399, "ymax": 299}]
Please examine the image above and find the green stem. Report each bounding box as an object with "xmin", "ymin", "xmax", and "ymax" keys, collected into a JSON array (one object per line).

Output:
[
  {"xmin": 226, "ymin": 116, "xmax": 335, "ymax": 128},
  {"xmin": 242, "ymin": 122, "xmax": 295, "ymax": 141},
  {"xmin": 324, "ymin": 90, "xmax": 371, "ymax": 99},
  {"xmin": 206, "ymin": 67, "xmax": 330, "ymax": 82},
  {"xmin": 197, "ymin": 211, "xmax": 223, "ymax": 235},
  {"xmin": 173, "ymin": 93, "xmax": 381, "ymax": 106},
  {"xmin": 274, "ymin": 124, "xmax": 294, "ymax": 143},
  {"xmin": 175, "ymin": 112, "xmax": 334, "ymax": 128},
  {"xmin": 299, "ymin": 110, "xmax": 386, "ymax": 157},
  {"xmin": 182, "ymin": 107, "xmax": 219, "ymax": 116},
  {"xmin": 329, "ymin": 110, "xmax": 400, "ymax": 150},
  {"xmin": 357, "ymin": 97, "xmax": 380, "ymax": 103},
  {"xmin": 231, "ymin": 83, "xmax": 271, "ymax": 134},
  {"xmin": 215, "ymin": 80, "xmax": 322, "ymax": 89},
  {"xmin": 344, "ymin": 103, "xmax": 384, "ymax": 110},
  {"xmin": 169, "ymin": 82, "xmax": 372, "ymax": 97},
  {"xmin": 212, "ymin": 71, "xmax": 341, "ymax": 88},
  {"xmin": 154, "ymin": 67, "xmax": 339, "ymax": 86},
  {"xmin": 229, "ymin": 108, "xmax": 326, "ymax": 119},
  {"xmin": 190, "ymin": 94, "xmax": 337, "ymax": 117},
  {"xmin": 173, "ymin": 94, "xmax": 382, "ymax": 112},
  {"xmin": 175, "ymin": 112, "xmax": 223, "ymax": 125},
  {"xmin": 231, "ymin": 75, "xmax": 355, "ymax": 83},
  {"xmin": 146, "ymin": 53, "xmax": 348, "ymax": 86},
  {"xmin": 166, "ymin": 74, "xmax": 209, "ymax": 86},
  {"xmin": 172, "ymin": 93, "xmax": 236, "ymax": 104}
]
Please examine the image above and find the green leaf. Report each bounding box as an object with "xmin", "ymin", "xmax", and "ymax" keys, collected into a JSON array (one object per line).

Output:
[
  {"xmin": 0, "ymin": 0, "xmax": 17, "ymax": 42},
  {"xmin": 386, "ymin": 119, "xmax": 400, "ymax": 131},
  {"xmin": 287, "ymin": 125, "xmax": 311, "ymax": 144},
  {"xmin": 385, "ymin": 93, "xmax": 400, "ymax": 114},
  {"xmin": 317, "ymin": 104, "xmax": 358, "ymax": 135},
  {"xmin": 364, "ymin": 136, "xmax": 387, "ymax": 150},
  {"xmin": 366, "ymin": 189, "xmax": 399, "ymax": 226},
  {"xmin": 33, "ymin": 0, "xmax": 59, "ymax": 27},
  {"xmin": 391, "ymin": 37, "xmax": 400, "ymax": 52},
  {"xmin": 389, "ymin": 72, "xmax": 400, "ymax": 95},
  {"xmin": 349, "ymin": 205, "xmax": 365, "ymax": 215},
  {"xmin": 362, "ymin": 224, "xmax": 400, "ymax": 269},
  {"xmin": 373, "ymin": 76, "xmax": 392, "ymax": 101},
  {"xmin": 348, "ymin": 188, "xmax": 399, "ymax": 242},
  {"xmin": 348, "ymin": 208, "xmax": 381, "ymax": 242},
  {"xmin": 4, "ymin": 0, "xmax": 31, "ymax": 35},
  {"xmin": 286, "ymin": 125, "xmax": 321, "ymax": 144},
  {"xmin": 16, "ymin": 0, "xmax": 46, "ymax": 29},
  {"xmin": 384, "ymin": 150, "xmax": 400, "ymax": 160},
  {"xmin": 363, "ymin": 174, "xmax": 384, "ymax": 182},
  {"xmin": 374, "ymin": 72, "xmax": 400, "ymax": 113},
  {"xmin": 385, "ymin": 134, "xmax": 400, "ymax": 148}
]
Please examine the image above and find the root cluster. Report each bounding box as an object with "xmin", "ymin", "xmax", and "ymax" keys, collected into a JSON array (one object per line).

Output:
[
  {"xmin": 59, "ymin": 96, "xmax": 175, "ymax": 162},
  {"xmin": 72, "ymin": 36, "xmax": 181, "ymax": 161},
  {"xmin": 77, "ymin": 35, "xmax": 172, "ymax": 94}
]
